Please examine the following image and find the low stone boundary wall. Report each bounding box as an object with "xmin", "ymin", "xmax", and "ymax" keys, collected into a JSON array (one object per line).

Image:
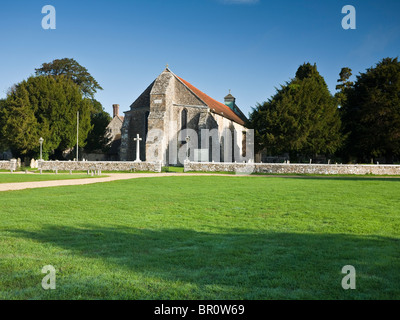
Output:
[
  {"xmin": 0, "ymin": 160, "xmax": 18, "ymax": 171},
  {"xmin": 184, "ymin": 162, "xmax": 400, "ymax": 175},
  {"xmin": 38, "ymin": 161, "xmax": 162, "ymax": 173}
]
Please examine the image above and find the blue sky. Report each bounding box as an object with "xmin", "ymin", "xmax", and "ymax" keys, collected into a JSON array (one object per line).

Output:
[{"xmin": 0, "ymin": 0, "xmax": 399, "ymax": 118}]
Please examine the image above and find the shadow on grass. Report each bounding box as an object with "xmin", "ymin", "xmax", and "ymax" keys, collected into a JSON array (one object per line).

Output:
[{"xmin": 9, "ymin": 225, "xmax": 400, "ymax": 299}]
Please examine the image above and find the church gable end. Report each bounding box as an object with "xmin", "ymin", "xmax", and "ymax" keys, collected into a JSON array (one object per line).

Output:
[
  {"xmin": 145, "ymin": 69, "xmax": 175, "ymax": 163},
  {"xmin": 173, "ymin": 76, "xmax": 206, "ymax": 107}
]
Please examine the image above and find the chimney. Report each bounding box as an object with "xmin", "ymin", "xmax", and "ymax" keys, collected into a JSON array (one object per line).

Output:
[
  {"xmin": 224, "ymin": 90, "xmax": 235, "ymax": 110},
  {"xmin": 112, "ymin": 104, "xmax": 120, "ymax": 118}
]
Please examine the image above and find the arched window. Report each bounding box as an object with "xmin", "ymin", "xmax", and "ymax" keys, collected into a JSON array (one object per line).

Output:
[
  {"xmin": 181, "ymin": 108, "xmax": 188, "ymax": 131},
  {"xmin": 242, "ymin": 131, "xmax": 247, "ymax": 157}
]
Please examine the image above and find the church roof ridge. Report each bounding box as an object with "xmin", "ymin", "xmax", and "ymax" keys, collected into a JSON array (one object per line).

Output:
[{"xmin": 166, "ymin": 68, "xmax": 245, "ymax": 125}]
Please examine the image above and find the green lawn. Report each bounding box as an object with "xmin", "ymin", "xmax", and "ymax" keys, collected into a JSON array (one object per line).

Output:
[
  {"xmin": 162, "ymin": 166, "xmax": 185, "ymax": 173},
  {"xmin": 0, "ymin": 176, "xmax": 399, "ymax": 299},
  {"xmin": 0, "ymin": 173, "xmax": 105, "ymax": 184}
]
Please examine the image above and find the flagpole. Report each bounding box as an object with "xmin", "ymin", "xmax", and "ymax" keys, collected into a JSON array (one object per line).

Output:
[{"xmin": 76, "ymin": 111, "xmax": 79, "ymax": 161}]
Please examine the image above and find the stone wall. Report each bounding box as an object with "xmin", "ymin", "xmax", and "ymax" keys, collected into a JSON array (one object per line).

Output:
[
  {"xmin": 184, "ymin": 161, "xmax": 400, "ymax": 176},
  {"xmin": 38, "ymin": 161, "xmax": 162, "ymax": 172},
  {"xmin": 0, "ymin": 160, "xmax": 18, "ymax": 171},
  {"xmin": 0, "ymin": 161, "xmax": 11, "ymax": 170}
]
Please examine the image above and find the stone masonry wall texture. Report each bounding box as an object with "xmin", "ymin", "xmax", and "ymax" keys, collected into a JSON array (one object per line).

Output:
[
  {"xmin": 38, "ymin": 161, "xmax": 162, "ymax": 172},
  {"xmin": 184, "ymin": 162, "xmax": 400, "ymax": 175},
  {"xmin": 0, "ymin": 160, "xmax": 17, "ymax": 171},
  {"xmin": 0, "ymin": 161, "xmax": 12, "ymax": 170}
]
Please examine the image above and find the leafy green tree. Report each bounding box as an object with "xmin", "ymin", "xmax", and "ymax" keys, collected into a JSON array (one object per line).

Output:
[
  {"xmin": 84, "ymin": 99, "xmax": 112, "ymax": 152},
  {"xmin": 249, "ymin": 63, "xmax": 343, "ymax": 161},
  {"xmin": 1, "ymin": 76, "xmax": 93, "ymax": 158},
  {"xmin": 35, "ymin": 58, "xmax": 103, "ymax": 98},
  {"xmin": 341, "ymin": 57, "xmax": 400, "ymax": 163}
]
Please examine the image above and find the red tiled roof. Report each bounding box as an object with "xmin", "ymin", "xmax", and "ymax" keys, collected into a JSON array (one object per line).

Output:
[{"xmin": 176, "ymin": 76, "xmax": 245, "ymax": 126}]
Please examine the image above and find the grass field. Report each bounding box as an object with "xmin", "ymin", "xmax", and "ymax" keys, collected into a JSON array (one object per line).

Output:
[
  {"xmin": 0, "ymin": 173, "xmax": 105, "ymax": 184},
  {"xmin": 0, "ymin": 175, "xmax": 399, "ymax": 300}
]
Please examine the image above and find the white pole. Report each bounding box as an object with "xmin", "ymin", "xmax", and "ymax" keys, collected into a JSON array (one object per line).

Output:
[
  {"xmin": 76, "ymin": 111, "xmax": 79, "ymax": 161},
  {"xmin": 39, "ymin": 138, "xmax": 43, "ymax": 161}
]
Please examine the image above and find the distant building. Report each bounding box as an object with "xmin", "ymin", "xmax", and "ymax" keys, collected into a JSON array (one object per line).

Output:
[
  {"xmin": 106, "ymin": 104, "xmax": 124, "ymax": 161},
  {"xmin": 82, "ymin": 104, "xmax": 124, "ymax": 161}
]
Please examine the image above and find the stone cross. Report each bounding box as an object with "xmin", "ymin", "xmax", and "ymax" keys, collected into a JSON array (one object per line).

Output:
[{"xmin": 134, "ymin": 134, "xmax": 142, "ymax": 162}]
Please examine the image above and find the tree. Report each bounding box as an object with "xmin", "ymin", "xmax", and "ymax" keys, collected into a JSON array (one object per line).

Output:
[
  {"xmin": 0, "ymin": 99, "xmax": 7, "ymax": 150},
  {"xmin": 249, "ymin": 63, "xmax": 343, "ymax": 161},
  {"xmin": 35, "ymin": 58, "xmax": 112, "ymax": 154},
  {"xmin": 35, "ymin": 58, "xmax": 103, "ymax": 98},
  {"xmin": 84, "ymin": 99, "xmax": 112, "ymax": 152},
  {"xmin": 335, "ymin": 67, "xmax": 353, "ymax": 108},
  {"xmin": 1, "ymin": 76, "xmax": 93, "ymax": 158},
  {"xmin": 341, "ymin": 57, "xmax": 400, "ymax": 163}
]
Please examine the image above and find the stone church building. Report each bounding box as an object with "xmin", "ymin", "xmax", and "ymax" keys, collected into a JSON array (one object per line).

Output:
[{"xmin": 120, "ymin": 67, "xmax": 250, "ymax": 165}]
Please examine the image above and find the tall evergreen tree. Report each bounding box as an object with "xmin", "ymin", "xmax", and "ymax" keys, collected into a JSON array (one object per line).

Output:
[
  {"xmin": 1, "ymin": 76, "xmax": 93, "ymax": 158},
  {"xmin": 0, "ymin": 99, "xmax": 7, "ymax": 150},
  {"xmin": 35, "ymin": 58, "xmax": 103, "ymax": 99},
  {"xmin": 341, "ymin": 57, "xmax": 400, "ymax": 163},
  {"xmin": 249, "ymin": 63, "xmax": 343, "ymax": 161},
  {"xmin": 335, "ymin": 67, "xmax": 353, "ymax": 108},
  {"xmin": 84, "ymin": 99, "xmax": 112, "ymax": 152}
]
